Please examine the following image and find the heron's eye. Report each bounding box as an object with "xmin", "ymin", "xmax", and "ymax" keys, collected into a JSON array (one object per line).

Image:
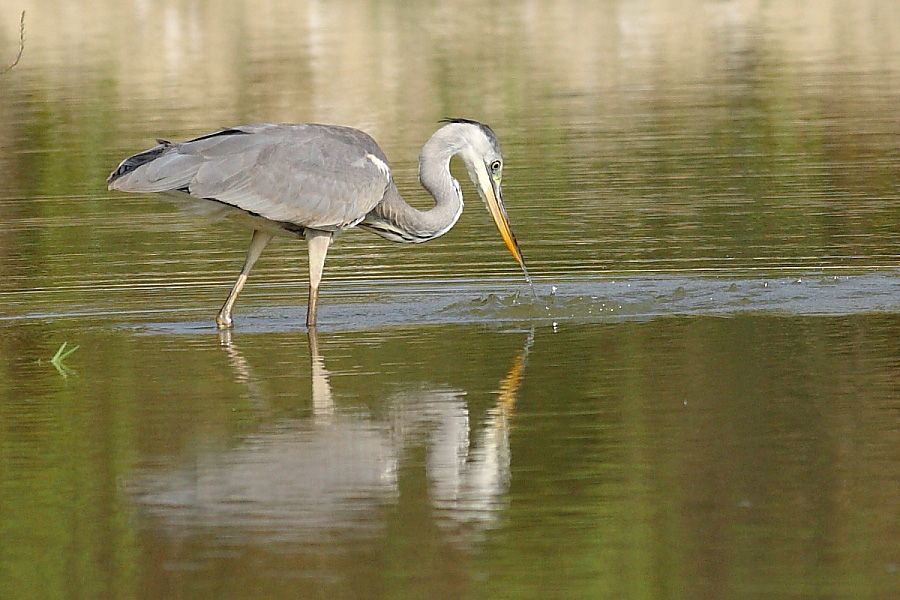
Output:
[{"xmin": 490, "ymin": 160, "xmax": 502, "ymax": 173}]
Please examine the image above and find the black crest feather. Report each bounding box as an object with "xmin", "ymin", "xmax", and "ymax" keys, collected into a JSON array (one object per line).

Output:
[{"xmin": 439, "ymin": 117, "xmax": 494, "ymax": 133}]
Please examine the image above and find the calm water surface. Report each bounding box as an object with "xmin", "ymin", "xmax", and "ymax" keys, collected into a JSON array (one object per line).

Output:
[{"xmin": 0, "ymin": 1, "xmax": 897, "ymax": 599}]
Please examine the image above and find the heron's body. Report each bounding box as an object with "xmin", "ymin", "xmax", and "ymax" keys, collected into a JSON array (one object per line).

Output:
[{"xmin": 108, "ymin": 119, "xmax": 528, "ymax": 328}]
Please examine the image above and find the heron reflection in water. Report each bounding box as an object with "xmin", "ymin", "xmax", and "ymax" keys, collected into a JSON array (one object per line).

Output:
[
  {"xmin": 108, "ymin": 119, "xmax": 532, "ymax": 328},
  {"xmin": 133, "ymin": 329, "xmax": 533, "ymax": 541}
]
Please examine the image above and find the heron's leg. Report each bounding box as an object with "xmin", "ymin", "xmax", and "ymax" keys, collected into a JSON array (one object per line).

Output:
[
  {"xmin": 305, "ymin": 229, "xmax": 332, "ymax": 327},
  {"xmin": 216, "ymin": 229, "xmax": 274, "ymax": 329}
]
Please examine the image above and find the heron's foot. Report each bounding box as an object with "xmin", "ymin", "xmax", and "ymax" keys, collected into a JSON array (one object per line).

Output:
[{"xmin": 216, "ymin": 312, "xmax": 234, "ymax": 329}]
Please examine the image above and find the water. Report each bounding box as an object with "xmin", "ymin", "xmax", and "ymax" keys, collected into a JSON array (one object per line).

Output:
[{"xmin": 1, "ymin": 1, "xmax": 898, "ymax": 599}]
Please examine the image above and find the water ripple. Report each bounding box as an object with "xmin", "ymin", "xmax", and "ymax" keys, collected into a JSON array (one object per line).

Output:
[{"xmin": 61, "ymin": 271, "xmax": 895, "ymax": 334}]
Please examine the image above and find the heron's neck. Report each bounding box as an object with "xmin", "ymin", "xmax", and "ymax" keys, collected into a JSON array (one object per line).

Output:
[{"xmin": 360, "ymin": 143, "xmax": 464, "ymax": 243}]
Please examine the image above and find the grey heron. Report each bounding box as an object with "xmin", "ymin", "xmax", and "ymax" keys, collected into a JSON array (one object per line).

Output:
[{"xmin": 108, "ymin": 119, "xmax": 531, "ymax": 328}]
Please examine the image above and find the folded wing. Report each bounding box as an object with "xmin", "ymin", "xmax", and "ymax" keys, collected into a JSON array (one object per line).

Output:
[{"xmin": 108, "ymin": 124, "xmax": 392, "ymax": 231}]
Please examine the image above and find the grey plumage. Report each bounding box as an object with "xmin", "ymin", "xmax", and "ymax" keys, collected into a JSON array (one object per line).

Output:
[
  {"xmin": 108, "ymin": 120, "xmax": 528, "ymax": 328},
  {"xmin": 110, "ymin": 124, "xmax": 390, "ymax": 232}
]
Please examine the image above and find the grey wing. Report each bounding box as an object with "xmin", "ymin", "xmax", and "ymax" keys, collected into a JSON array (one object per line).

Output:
[{"xmin": 108, "ymin": 124, "xmax": 392, "ymax": 231}]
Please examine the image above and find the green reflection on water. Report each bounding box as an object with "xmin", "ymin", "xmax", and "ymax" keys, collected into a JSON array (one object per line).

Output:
[{"xmin": 1, "ymin": 317, "xmax": 897, "ymax": 599}]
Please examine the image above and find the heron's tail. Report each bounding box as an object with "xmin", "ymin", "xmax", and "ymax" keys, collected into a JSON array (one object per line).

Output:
[
  {"xmin": 107, "ymin": 140, "xmax": 175, "ymax": 190},
  {"xmin": 108, "ymin": 137, "xmax": 211, "ymax": 194}
]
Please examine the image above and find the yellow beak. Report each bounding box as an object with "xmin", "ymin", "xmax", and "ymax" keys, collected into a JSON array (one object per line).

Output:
[
  {"xmin": 466, "ymin": 158, "xmax": 534, "ymax": 295},
  {"xmin": 476, "ymin": 165, "xmax": 527, "ymax": 272}
]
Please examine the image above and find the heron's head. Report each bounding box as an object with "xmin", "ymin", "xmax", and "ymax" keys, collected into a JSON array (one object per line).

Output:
[{"xmin": 430, "ymin": 118, "xmax": 526, "ymax": 272}]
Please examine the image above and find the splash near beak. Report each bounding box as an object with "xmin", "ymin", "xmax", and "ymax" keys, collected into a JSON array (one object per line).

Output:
[{"xmin": 475, "ymin": 165, "xmax": 533, "ymax": 288}]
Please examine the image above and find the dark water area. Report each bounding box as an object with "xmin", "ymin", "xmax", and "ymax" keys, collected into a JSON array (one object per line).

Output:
[{"xmin": 0, "ymin": 1, "xmax": 897, "ymax": 599}]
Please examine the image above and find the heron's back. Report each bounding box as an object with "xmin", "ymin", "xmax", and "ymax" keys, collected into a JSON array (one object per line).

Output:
[{"xmin": 108, "ymin": 123, "xmax": 392, "ymax": 233}]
